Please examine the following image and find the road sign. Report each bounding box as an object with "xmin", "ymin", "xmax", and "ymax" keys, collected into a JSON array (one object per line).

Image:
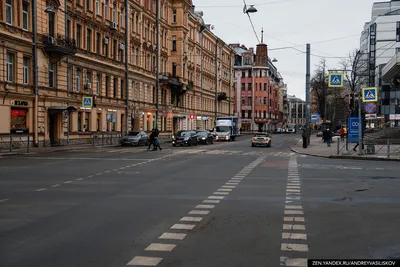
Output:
[
  {"xmin": 362, "ymin": 87, "xmax": 378, "ymax": 102},
  {"xmin": 364, "ymin": 102, "xmax": 377, "ymax": 114},
  {"xmin": 365, "ymin": 114, "xmax": 377, "ymax": 120},
  {"xmin": 82, "ymin": 96, "xmax": 93, "ymax": 108},
  {"xmin": 311, "ymin": 113, "xmax": 320, "ymax": 123},
  {"xmin": 328, "ymin": 73, "xmax": 344, "ymax": 87},
  {"xmin": 348, "ymin": 116, "xmax": 361, "ymax": 144}
]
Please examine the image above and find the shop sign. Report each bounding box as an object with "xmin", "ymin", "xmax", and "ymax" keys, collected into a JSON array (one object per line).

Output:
[{"xmin": 11, "ymin": 100, "xmax": 29, "ymax": 106}]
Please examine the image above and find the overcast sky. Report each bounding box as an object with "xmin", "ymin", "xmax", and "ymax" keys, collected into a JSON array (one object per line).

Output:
[{"xmin": 194, "ymin": 0, "xmax": 381, "ymax": 100}]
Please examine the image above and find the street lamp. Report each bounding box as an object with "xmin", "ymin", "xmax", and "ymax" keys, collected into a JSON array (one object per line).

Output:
[
  {"xmin": 2, "ymin": 83, "xmax": 10, "ymax": 105},
  {"xmin": 243, "ymin": 4, "xmax": 257, "ymax": 14}
]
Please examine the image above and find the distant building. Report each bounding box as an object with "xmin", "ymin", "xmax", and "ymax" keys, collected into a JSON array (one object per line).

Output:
[{"xmin": 287, "ymin": 95, "xmax": 306, "ymax": 126}]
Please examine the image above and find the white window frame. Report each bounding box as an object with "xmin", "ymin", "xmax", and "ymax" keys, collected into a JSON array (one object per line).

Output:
[
  {"xmin": 22, "ymin": 2, "xmax": 29, "ymax": 30},
  {"xmin": 172, "ymin": 10, "xmax": 176, "ymax": 23},
  {"xmin": 120, "ymin": 11, "xmax": 123, "ymax": 28},
  {"xmin": 76, "ymin": 68, "xmax": 82, "ymax": 92},
  {"xmin": 104, "ymin": 0, "xmax": 109, "ymax": 19},
  {"xmin": 48, "ymin": 62, "xmax": 55, "ymax": 88},
  {"xmin": 6, "ymin": 0, "xmax": 12, "ymax": 25},
  {"xmin": 96, "ymin": 74, "xmax": 101, "ymax": 95},
  {"xmin": 95, "ymin": 0, "xmax": 100, "ymax": 15},
  {"xmin": 6, "ymin": 52, "xmax": 14, "ymax": 82},
  {"xmin": 147, "ymin": 85, "xmax": 151, "ymax": 101},
  {"xmin": 112, "ymin": 5, "xmax": 116, "ymax": 22},
  {"xmin": 23, "ymin": 57, "xmax": 29, "ymax": 84}
]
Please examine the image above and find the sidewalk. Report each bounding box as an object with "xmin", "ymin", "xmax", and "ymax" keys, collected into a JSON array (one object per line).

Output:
[{"xmin": 291, "ymin": 136, "xmax": 400, "ymax": 161}]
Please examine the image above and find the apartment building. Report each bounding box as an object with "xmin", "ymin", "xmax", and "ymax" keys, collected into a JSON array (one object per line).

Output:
[
  {"xmin": 231, "ymin": 42, "xmax": 285, "ymax": 132},
  {"xmin": 0, "ymin": 0, "xmax": 234, "ymax": 146},
  {"xmin": 287, "ymin": 95, "xmax": 306, "ymax": 125}
]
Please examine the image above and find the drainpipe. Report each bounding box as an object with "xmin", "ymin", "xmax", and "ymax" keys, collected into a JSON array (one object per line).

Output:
[
  {"xmin": 155, "ymin": 0, "xmax": 160, "ymax": 130},
  {"xmin": 125, "ymin": 0, "xmax": 129, "ymax": 134},
  {"xmin": 214, "ymin": 38, "xmax": 218, "ymax": 125},
  {"xmin": 33, "ymin": 0, "xmax": 39, "ymax": 147},
  {"xmin": 229, "ymin": 51, "xmax": 232, "ymax": 116},
  {"xmin": 200, "ymin": 31, "xmax": 204, "ymax": 129}
]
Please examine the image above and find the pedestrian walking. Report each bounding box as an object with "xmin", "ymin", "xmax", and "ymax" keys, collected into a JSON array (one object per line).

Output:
[
  {"xmin": 152, "ymin": 137, "xmax": 162, "ymax": 151},
  {"xmin": 339, "ymin": 127, "xmax": 345, "ymax": 141},
  {"xmin": 325, "ymin": 128, "xmax": 332, "ymax": 147},
  {"xmin": 302, "ymin": 129, "xmax": 308, "ymax": 148},
  {"xmin": 148, "ymin": 129, "xmax": 156, "ymax": 150}
]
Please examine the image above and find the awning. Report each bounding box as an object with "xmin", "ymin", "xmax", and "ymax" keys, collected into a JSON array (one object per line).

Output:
[
  {"xmin": 173, "ymin": 115, "xmax": 186, "ymax": 119},
  {"xmin": 48, "ymin": 106, "xmax": 77, "ymax": 112}
]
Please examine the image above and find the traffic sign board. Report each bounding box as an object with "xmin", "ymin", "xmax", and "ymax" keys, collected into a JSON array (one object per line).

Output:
[
  {"xmin": 362, "ymin": 87, "xmax": 378, "ymax": 102},
  {"xmin": 328, "ymin": 73, "xmax": 344, "ymax": 87},
  {"xmin": 348, "ymin": 116, "xmax": 361, "ymax": 144},
  {"xmin": 365, "ymin": 102, "xmax": 377, "ymax": 114},
  {"xmin": 82, "ymin": 96, "xmax": 93, "ymax": 108}
]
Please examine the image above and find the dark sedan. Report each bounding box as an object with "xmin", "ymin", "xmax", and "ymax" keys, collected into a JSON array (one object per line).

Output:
[
  {"xmin": 196, "ymin": 131, "xmax": 214, "ymax": 145},
  {"xmin": 172, "ymin": 130, "xmax": 198, "ymax": 146},
  {"xmin": 120, "ymin": 131, "xmax": 149, "ymax": 146}
]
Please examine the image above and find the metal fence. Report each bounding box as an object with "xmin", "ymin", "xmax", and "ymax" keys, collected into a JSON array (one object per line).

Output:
[
  {"xmin": 335, "ymin": 137, "xmax": 400, "ymax": 158},
  {"xmin": 0, "ymin": 135, "xmax": 31, "ymax": 153}
]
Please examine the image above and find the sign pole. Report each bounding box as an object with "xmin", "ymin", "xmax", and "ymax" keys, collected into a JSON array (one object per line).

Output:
[{"xmin": 358, "ymin": 93, "xmax": 362, "ymax": 155}]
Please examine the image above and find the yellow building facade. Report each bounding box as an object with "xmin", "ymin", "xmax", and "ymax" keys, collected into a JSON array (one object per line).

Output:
[{"xmin": 0, "ymin": 0, "xmax": 234, "ymax": 146}]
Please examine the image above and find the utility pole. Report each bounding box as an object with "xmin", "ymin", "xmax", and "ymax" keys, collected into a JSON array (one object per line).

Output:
[
  {"xmin": 33, "ymin": 0, "xmax": 39, "ymax": 147},
  {"xmin": 305, "ymin": 43, "xmax": 311, "ymax": 144},
  {"xmin": 323, "ymin": 62, "xmax": 327, "ymax": 124},
  {"xmin": 358, "ymin": 91, "xmax": 362, "ymax": 155},
  {"xmin": 229, "ymin": 51, "xmax": 232, "ymax": 116},
  {"xmin": 65, "ymin": 0, "xmax": 70, "ymax": 143},
  {"xmin": 155, "ymin": 0, "xmax": 160, "ymax": 130},
  {"xmin": 200, "ymin": 27, "xmax": 205, "ymax": 129},
  {"xmin": 215, "ymin": 38, "xmax": 219, "ymax": 126},
  {"xmin": 125, "ymin": 0, "xmax": 129, "ymax": 134}
]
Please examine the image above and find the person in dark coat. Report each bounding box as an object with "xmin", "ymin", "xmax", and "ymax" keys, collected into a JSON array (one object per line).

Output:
[
  {"xmin": 148, "ymin": 129, "xmax": 156, "ymax": 150},
  {"xmin": 325, "ymin": 128, "xmax": 332, "ymax": 147},
  {"xmin": 302, "ymin": 129, "xmax": 308, "ymax": 148}
]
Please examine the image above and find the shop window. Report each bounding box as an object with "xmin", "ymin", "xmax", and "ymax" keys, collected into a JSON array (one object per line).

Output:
[{"xmin": 10, "ymin": 108, "xmax": 28, "ymax": 134}]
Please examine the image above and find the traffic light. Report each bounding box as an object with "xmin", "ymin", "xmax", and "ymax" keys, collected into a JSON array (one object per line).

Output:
[
  {"xmin": 93, "ymin": 95, "xmax": 97, "ymax": 107},
  {"xmin": 190, "ymin": 114, "xmax": 195, "ymax": 120}
]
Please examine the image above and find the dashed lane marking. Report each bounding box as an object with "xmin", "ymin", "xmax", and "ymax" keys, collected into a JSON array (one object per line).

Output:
[
  {"xmin": 282, "ymin": 233, "xmax": 307, "ymax": 240},
  {"xmin": 203, "ymin": 200, "xmax": 220, "ymax": 204},
  {"xmin": 195, "ymin": 204, "xmax": 215, "ymax": 209},
  {"xmin": 208, "ymin": 196, "xmax": 224, "ymax": 200},
  {"xmin": 189, "ymin": 210, "xmax": 209, "ymax": 215},
  {"xmin": 284, "ymin": 217, "xmax": 305, "ymax": 222},
  {"xmin": 64, "ymin": 181, "xmax": 73, "ymax": 184},
  {"xmin": 51, "ymin": 184, "xmax": 60, "ymax": 188},
  {"xmin": 217, "ymin": 188, "xmax": 232, "ymax": 192},
  {"xmin": 213, "ymin": 192, "xmax": 229, "ymax": 195},
  {"xmin": 280, "ymin": 257, "xmax": 308, "ymax": 267},
  {"xmin": 0, "ymin": 199, "xmax": 10, "ymax": 203},
  {"xmin": 283, "ymin": 224, "xmax": 306, "ymax": 230},
  {"xmin": 127, "ymin": 256, "xmax": 163, "ymax": 266},
  {"xmin": 158, "ymin": 233, "xmax": 187, "ymax": 241},
  {"xmin": 36, "ymin": 188, "xmax": 47, "ymax": 191},
  {"xmin": 180, "ymin": 216, "xmax": 203, "ymax": 222},
  {"xmin": 145, "ymin": 243, "xmax": 176, "ymax": 252},
  {"xmin": 284, "ymin": 210, "xmax": 304, "ymax": 215},
  {"xmin": 170, "ymin": 224, "xmax": 196, "ymax": 230},
  {"xmin": 281, "ymin": 243, "xmax": 309, "ymax": 252}
]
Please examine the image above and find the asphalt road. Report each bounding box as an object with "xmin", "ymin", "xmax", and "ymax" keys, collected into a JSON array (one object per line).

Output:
[{"xmin": 0, "ymin": 133, "xmax": 399, "ymax": 267}]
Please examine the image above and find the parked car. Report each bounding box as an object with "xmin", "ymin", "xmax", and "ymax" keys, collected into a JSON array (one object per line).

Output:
[
  {"xmin": 121, "ymin": 131, "xmax": 149, "ymax": 146},
  {"xmin": 251, "ymin": 132, "xmax": 272, "ymax": 147},
  {"xmin": 172, "ymin": 130, "xmax": 198, "ymax": 146},
  {"xmin": 196, "ymin": 130, "xmax": 214, "ymax": 145}
]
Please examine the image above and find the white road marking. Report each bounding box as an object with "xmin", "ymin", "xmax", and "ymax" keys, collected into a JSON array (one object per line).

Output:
[
  {"xmin": 226, "ymin": 182, "xmax": 239, "ymax": 185},
  {"xmin": 189, "ymin": 210, "xmax": 209, "ymax": 215},
  {"xmin": 88, "ymin": 175, "xmax": 94, "ymax": 178},
  {"xmin": 208, "ymin": 196, "xmax": 224, "ymax": 200},
  {"xmin": 180, "ymin": 216, "xmax": 203, "ymax": 222},
  {"xmin": 51, "ymin": 184, "xmax": 60, "ymax": 188},
  {"xmin": 287, "ymin": 186, "xmax": 300, "ymax": 189},
  {"xmin": 159, "ymin": 233, "xmax": 187, "ymax": 240},
  {"xmin": 203, "ymin": 200, "xmax": 220, "ymax": 204},
  {"xmin": 287, "ymin": 183, "xmax": 300, "ymax": 186},
  {"xmin": 284, "ymin": 210, "xmax": 304, "ymax": 215},
  {"xmin": 281, "ymin": 243, "xmax": 309, "ymax": 252},
  {"xmin": 36, "ymin": 188, "xmax": 46, "ymax": 191},
  {"xmin": 64, "ymin": 181, "xmax": 73, "ymax": 184},
  {"xmin": 76, "ymin": 178, "xmax": 84, "ymax": 181},
  {"xmin": 0, "ymin": 199, "xmax": 10, "ymax": 203},
  {"xmin": 285, "ymin": 205, "xmax": 303, "ymax": 209},
  {"xmin": 280, "ymin": 257, "xmax": 307, "ymax": 267},
  {"xmin": 127, "ymin": 256, "xmax": 163, "ymax": 266},
  {"xmin": 282, "ymin": 233, "xmax": 307, "ymax": 240},
  {"xmin": 170, "ymin": 224, "xmax": 196, "ymax": 230},
  {"xmin": 96, "ymin": 173, "xmax": 103, "ymax": 175},
  {"xmin": 217, "ymin": 188, "xmax": 232, "ymax": 192},
  {"xmin": 145, "ymin": 243, "xmax": 176, "ymax": 252},
  {"xmin": 213, "ymin": 192, "xmax": 229, "ymax": 195},
  {"xmin": 104, "ymin": 171, "xmax": 110, "ymax": 173},
  {"xmin": 283, "ymin": 224, "xmax": 306, "ymax": 230},
  {"xmin": 221, "ymin": 185, "xmax": 235, "ymax": 188},
  {"xmin": 286, "ymin": 189, "xmax": 301, "ymax": 192},
  {"xmin": 196, "ymin": 204, "xmax": 215, "ymax": 209},
  {"xmin": 284, "ymin": 217, "xmax": 305, "ymax": 222}
]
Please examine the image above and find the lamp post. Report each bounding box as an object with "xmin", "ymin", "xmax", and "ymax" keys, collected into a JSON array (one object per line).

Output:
[{"xmin": 155, "ymin": 0, "xmax": 160, "ymax": 130}]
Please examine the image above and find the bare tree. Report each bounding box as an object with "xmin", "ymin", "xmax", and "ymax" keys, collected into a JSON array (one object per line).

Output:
[
  {"xmin": 339, "ymin": 49, "xmax": 369, "ymax": 115},
  {"xmin": 311, "ymin": 59, "xmax": 332, "ymax": 120}
]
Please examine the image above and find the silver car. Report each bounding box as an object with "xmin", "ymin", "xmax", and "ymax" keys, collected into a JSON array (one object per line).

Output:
[{"xmin": 121, "ymin": 131, "xmax": 149, "ymax": 146}]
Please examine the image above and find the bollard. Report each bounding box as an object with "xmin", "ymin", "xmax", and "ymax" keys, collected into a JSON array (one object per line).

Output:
[
  {"xmin": 9, "ymin": 135, "xmax": 12, "ymax": 152},
  {"xmin": 93, "ymin": 134, "xmax": 95, "ymax": 147},
  {"xmin": 387, "ymin": 139, "xmax": 390, "ymax": 158},
  {"xmin": 102, "ymin": 132, "xmax": 104, "ymax": 146},
  {"xmin": 27, "ymin": 135, "xmax": 30, "ymax": 153},
  {"xmin": 337, "ymin": 138, "xmax": 340, "ymax": 155}
]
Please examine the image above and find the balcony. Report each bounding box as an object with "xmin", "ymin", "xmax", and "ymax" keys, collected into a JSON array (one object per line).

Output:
[
  {"xmin": 159, "ymin": 72, "xmax": 185, "ymax": 94},
  {"xmin": 186, "ymin": 80, "xmax": 194, "ymax": 90},
  {"xmin": 42, "ymin": 34, "xmax": 77, "ymax": 57},
  {"xmin": 217, "ymin": 92, "xmax": 228, "ymax": 101}
]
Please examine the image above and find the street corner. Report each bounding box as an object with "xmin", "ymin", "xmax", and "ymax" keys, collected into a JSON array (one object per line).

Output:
[{"xmin": 328, "ymin": 155, "xmax": 400, "ymax": 162}]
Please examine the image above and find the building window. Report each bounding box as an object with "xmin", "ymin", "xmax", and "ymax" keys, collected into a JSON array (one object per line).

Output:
[
  {"xmin": 242, "ymin": 71, "xmax": 245, "ymax": 77},
  {"xmin": 22, "ymin": 2, "xmax": 29, "ymax": 30},
  {"xmin": 86, "ymin": 0, "xmax": 91, "ymax": 10},
  {"xmin": 247, "ymin": 83, "xmax": 252, "ymax": 91},
  {"xmin": 136, "ymin": 48, "xmax": 139, "ymax": 65},
  {"xmin": 113, "ymin": 39, "xmax": 117, "ymax": 60},
  {"xmin": 136, "ymin": 14, "xmax": 139, "ymax": 32},
  {"xmin": 96, "ymin": 32, "xmax": 101, "ymax": 54},
  {"xmin": 244, "ymin": 57, "xmax": 250, "ymax": 65},
  {"xmin": 121, "ymin": 79, "xmax": 125, "ymax": 99},
  {"xmin": 95, "ymin": 0, "xmax": 100, "ymax": 14},
  {"xmin": 48, "ymin": 12, "xmax": 55, "ymax": 36},
  {"xmin": 241, "ymin": 97, "xmax": 245, "ymax": 105},
  {"xmin": 6, "ymin": 0, "xmax": 12, "ymax": 25},
  {"xmin": 248, "ymin": 70, "xmax": 252, "ymax": 77},
  {"xmin": 105, "ymin": 76, "xmax": 109, "ymax": 97},
  {"xmin": 397, "ymin": 22, "xmax": 400, "ymax": 42},
  {"xmin": 76, "ymin": 68, "xmax": 82, "ymax": 92},
  {"xmin": 23, "ymin": 57, "xmax": 29, "ymax": 84},
  {"xmin": 120, "ymin": 10, "xmax": 123, "ymax": 28},
  {"xmin": 172, "ymin": 36, "xmax": 177, "ymax": 51},
  {"xmin": 6, "ymin": 52, "xmax": 14, "ymax": 82},
  {"xmin": 86, "ymin": 71, "xmax": 92, "ymax": 91},
  {"xmin": 112, "ymin": 4, "xmax": 116, "ymax": 22},
  {"xmin": 172, "ymin": 9, "xmax": 177, "ymax": 23},
  {"xmin": 247, "ymin": 97, "xmax": 252, "ymax": 105},
  {"xmin": 96, "ymin": 73, "xmax": 101, "ymax": 95},
  {"xmin": 87, "ymin": 28, "xmax": 92, "ymax": 51},
  {"xmin": 104, "ymin": 37, "xmax": 109, "ymax": 57},
  {"xmin": 76, "ymin": 24, "xmax": 82, "ymax": 48},
  {"xmin": 147, "ymin": 85, "xmax": 151, "ymax": 101},
  {"xmin": 48, "ymin": 62, "xmax": 55, "ymax": 88},
  {"xmin": 104, "ymin": 0, "xmax": 109, "ymax": 19},
  {"xmin": 241, "ymin": 83, "xmax": 245, "ymax": 91},
  {"xmin": 113, "ymin": 78, "xmax": 118, "ymax": 97}
]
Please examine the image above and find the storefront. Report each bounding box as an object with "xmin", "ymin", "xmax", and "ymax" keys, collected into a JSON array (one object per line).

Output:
[{"xmin": 0, "ymin": 99, "xmax": 33, "ymax": 135}]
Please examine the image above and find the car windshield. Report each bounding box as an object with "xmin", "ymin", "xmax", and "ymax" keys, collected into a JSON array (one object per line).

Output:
[
  {"xmin": 127, "ymin": 132, "xmax": 140, "ymax": 136},
  {"xmin": 177, "ymin": 131, "xmax": 191, "ymax": 137},
  {"xmin": 197, "ymin": 131, "xmax": 208, "ymax": 136},
  {"xmin": 255, "ymin": 134, "xmax": 269, "ymax": 137},
  {"xmin": 216, "ymin": 126, "xmax": 230, "ymax": 132}
]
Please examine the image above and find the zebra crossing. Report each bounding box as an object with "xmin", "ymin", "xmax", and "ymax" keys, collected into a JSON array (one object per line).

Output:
[{"xmin": 173, "ymin": 149, "xmax": 304, "ymax": 157}]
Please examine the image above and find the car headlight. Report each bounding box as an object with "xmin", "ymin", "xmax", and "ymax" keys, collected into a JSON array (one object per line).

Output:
[{"xmin": 201, "ymin": 137, "xmax": 206, "ymax": 140}]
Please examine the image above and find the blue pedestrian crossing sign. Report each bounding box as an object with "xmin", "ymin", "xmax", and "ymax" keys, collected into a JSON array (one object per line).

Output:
[
  {"xmin": 328, "ymin": 73, "xmax": 344, "ymax": 87},
  {"xmin": 82, "ymin": 96, "xmax": 93, "ymax": 108},
  {"xmin": 362, "ymin": 87, "xmax": 378, "ymax": 102}
]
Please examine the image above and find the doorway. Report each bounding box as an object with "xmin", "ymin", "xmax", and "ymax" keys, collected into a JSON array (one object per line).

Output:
[{"xmin": 49, "ymin": 112, "xmax": 59, "ymax": 146}]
